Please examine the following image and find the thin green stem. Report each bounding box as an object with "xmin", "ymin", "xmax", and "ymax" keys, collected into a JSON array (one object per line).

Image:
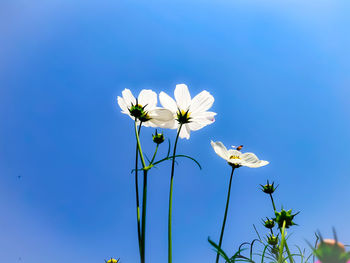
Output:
[
  {"xmin": 283, "ymin": 238, "xmax": 294, "ymax": 263},
  {"xmin": 215, "ymin": 167, "xmax": 235, "ymax": 263},
  {"xmin": 278, "ymin": 221, "xmax": 287, "ymax": 263},
  {"xmin": 150, "ymin": 144, "xmax": 159, "ymax": 165},
  {"xmin": 141, "ymin": 169, "xmax": 148, "ymax": 263},
  {"xmin": 134, "ymin": 120, "xmax": 148, "ymax": 263},
  {"xmin": 134, "ymin": 123, "xmax": 142, "ymax": 260},
  {"xmin": 168, "ymin": 124, "xmax": 183, "ymax": 263},
  {"xmin": 134, "ymin": 120, "xmax": 147, "ymax": 168},
  {"xmin": 269, "ymin": 193, "xmax": 277, "ymax": 212}
]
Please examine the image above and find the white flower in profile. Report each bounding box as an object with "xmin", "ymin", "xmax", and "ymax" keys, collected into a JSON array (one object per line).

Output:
[
  {"xmin": 159, "ymin": 84, "xmax": 216, "ymax": 139},
  {"xmin": 211, "ymin": 141, "xmax": 269, "ymax": 168},
  {"xmin": 117, "ymin": 88, "xmax": 174, "ymax": 128}
]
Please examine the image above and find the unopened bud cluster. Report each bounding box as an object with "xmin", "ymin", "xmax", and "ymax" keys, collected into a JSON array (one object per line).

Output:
[
  {"xmin": 260, "ymin": 180, "xmax": 278, "ymax": 194},
  {"xmin": 263, "ymin": 218, "xmax": 275, "ymax": 229},
  {"xmin": 274, "ymin": 209, "xmax": 298, "ymax": 229},
  {"xmin": 267, "ymin": 234, "xmax": 279, "ymax": 246},
  {"xmin": 153, "ymin": 130, "xmax": 165, "ymax": 144}
]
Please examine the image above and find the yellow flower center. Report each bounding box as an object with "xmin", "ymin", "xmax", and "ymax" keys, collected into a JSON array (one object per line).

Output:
[
  {"xmin": 229, "ymin": 155, "xmax": 241, "ymax": 160},
  {"xmin": 180, "ymin": 110, "xmax": 190, "ymax": 117},
  {"xmin": 177, "ymin": 109, "xmax": 191, "ymax": 124}
]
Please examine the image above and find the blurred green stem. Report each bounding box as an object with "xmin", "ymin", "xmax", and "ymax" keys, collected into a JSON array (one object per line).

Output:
[
  {"xmin": 168, "ymin": 124, "xmax": 183, "ymax": 263},
  {"xmin": 215, "ymin": 167, "xmax": 236, "ymax": 263},
  {"xmin": 278, "ymin": 221, "xmax": 287, "ymax": 263}
]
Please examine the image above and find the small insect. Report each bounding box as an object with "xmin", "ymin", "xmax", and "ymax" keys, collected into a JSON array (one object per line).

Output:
[
  {"xmin": 236, "ymin": 145, "xmax": 243, "ymax": 151},
  {"xmin": 231, "ymin": 145, "xmax": 243, "ymax": 151}
]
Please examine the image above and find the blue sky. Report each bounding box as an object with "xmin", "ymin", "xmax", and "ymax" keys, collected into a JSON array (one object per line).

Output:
[{"xmin": 1, "ymin": 0, "xmax": 350, "ymax": 262}]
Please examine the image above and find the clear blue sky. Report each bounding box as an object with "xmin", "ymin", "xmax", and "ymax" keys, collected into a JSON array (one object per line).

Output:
[{"xmin": 1, "ymin": 1, "xmax": 350, "ymax": 262}]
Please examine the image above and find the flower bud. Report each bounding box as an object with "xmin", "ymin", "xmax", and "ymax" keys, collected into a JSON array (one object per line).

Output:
[
  {"xmin": 263, "ymin": 218, "xmax": 275, "ymax": 229},
  {"xmin": 105, "ymin": 258, "xmax": 119, "ymax": 263},
  {"xmin": 271, "ymin": 245, "xmax": 279, "ymax": 255},
  {"xmin": 260, "ymin": 180, "xmax": 278, "ymax": 194},
  {"xmin": 153, "ymin": 130, "xmax": 165, "ymax": 144},
  {"xmin": 315, "ymin": 239, "xmax": 350, "ymax": 263},
  {"xmin": 129, "ymin": 101, "xmax": 151, "ymax": 122},
  {"xmin": 274, "ymin": 209, "xmax": 299, "ymax": 229},
  {"xmin": 139, "ymin": 111, "xmax": 151, "ymax": 122},
  {"xmin": 129, "ymin": 103, "xmax": 144, "ymax": 118},
  {"xmin": 267, "ymin": 234, "xmax": 279, "ymax": 246}
]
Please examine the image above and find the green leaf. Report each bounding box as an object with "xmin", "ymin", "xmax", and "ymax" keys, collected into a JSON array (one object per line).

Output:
[{"xmin": 208, "ymin": 237, "xmax": 231, "ymax": 262}]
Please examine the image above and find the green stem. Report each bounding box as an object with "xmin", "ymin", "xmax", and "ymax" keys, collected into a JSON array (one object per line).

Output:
[
  {"xmin": 134, "ymin": 120, "xmax": 147, "ymax": 168},
  {"xmin": 269, "ymin": 193, "xmax": 277, "ymax": 212},
  {"xmin": 150, "ymin": 144, "xmax": 159, "ymax": 165},
  {"xmin": 215, "ymin": 167, "xmax": 235, "ymax": 263},
  {"xmin": 269, "ymin": 193, "xmax": 293, "ymax": 263},
  {"xmin": 283, "ymin": 238, "xmax": 294, "ymax": 263},
  {"xmin": 141, "ymin": 169, "xmax": 148, "ymax": 263},
  {"xmin": 135, "ymin": 123, "xmax": 142, "ymax": 260},
  {"xmin": 134, "ymin": 120, "xmax": 148, "ymax": 263},
  {"xmin": 168, "ymin": 124, "xmax": 183, "ymax": 263},
  {"xmin": 278, "ymin": 221, "xmax": 287, "ymax": 263}
]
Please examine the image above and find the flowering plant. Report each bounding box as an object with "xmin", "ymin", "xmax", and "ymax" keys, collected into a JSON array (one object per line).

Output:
[
  {"xmin": 116, "ymin": 84, "xmax": 215, "ymax": 263},
  {"xmin": 112, "ymin": 84, "xmax": 345, "ymax": 263}
]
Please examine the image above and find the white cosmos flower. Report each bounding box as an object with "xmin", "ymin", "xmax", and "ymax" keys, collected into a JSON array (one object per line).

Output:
[
  {"xmin": 211, "ymin": 141, "xmax": 269, "ymax": 168},
  {"xmin": 117, "ymin": 88, "xmax": 174, "ymax": 128},
  {"xmin": 159, "ymin": 84, "xmax": 216, "ymax": 139}
]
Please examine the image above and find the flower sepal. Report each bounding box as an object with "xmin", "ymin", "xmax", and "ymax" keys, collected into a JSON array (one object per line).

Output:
[
  {"xmin": 267, "ymin": 234, "xmax": 279, "ymax": 246},
  {"xmin": 274, "ymin": 209, "xmax": 299, "ymax": 229},
  {"xmin": 263, "ymin": 218, "xmax": 275, "ymax": 229},
  {"xmin": 152, "ymin": 130, "xmax": 165, "ymax": 144},
  {"xmin": 260, "ymin": 180, "xmax": 278, "ymax": 194}
]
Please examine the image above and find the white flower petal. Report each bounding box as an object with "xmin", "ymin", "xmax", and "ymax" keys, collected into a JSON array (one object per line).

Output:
[
  {"xmin": 188, "ymin": 121, "xmax": 205, "ymax": 131},
  {"xmin": 191, "ymin": 111, "xmax": 216, "ymax": 126},
  {"xmin": 242, "ymin": 160, "xmax": 269, "ymax": 168},
  {"xmin": 138, "ymin": 89, "xmax": 157, "ymax": 110},
  {"xmin": 179, "ymin": 124, "xmax": 191, "ymax": 139},
  {"xmin": 147, "ymin": 108, "xmax": 176, "ymax": 128},
  {"xmin": 117, "ymin": 96, "xmax": 129, "ymax": 113},
  {"xmin": 174, "ymin": 84, "xmax": 191, "ymax": 110},
  {"xmin": 211, "ymin": 141, "xmax": 229, "ymax": 161},
  {"xmin": 191, "ymin": 111, "xmax": 217, "ymax": 119},
  {"xmin": 241, "ymin": 153, "xmax": 269, "ymax": 168},
  {"xmin": 159, "ymin": 91, "xmax": 178, "ymax": 113},
  {"xmin": 122, "ymin": 89, "xmax": 136, "ymax": 107},
  {"xmin": 241, "ymin": 153, "xmax": 259, "ymax": 163},
  {"xmin": 147, "ymin": 119, "xmax": 176, "ymax": 129},
  {"xmin": 227, "ymin": 149, "xmax": 242, "ymax": 157},
  {"xmin": 190, "ymin": 90, "xmax": 214, "ymax": 114},
  {"xmin": 228, "ymin": 158, "xmax": 243, "ymax": 165},
  {"xmin": 259, "ymin": 160, "xmax": 270, "ymax": 167}
]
